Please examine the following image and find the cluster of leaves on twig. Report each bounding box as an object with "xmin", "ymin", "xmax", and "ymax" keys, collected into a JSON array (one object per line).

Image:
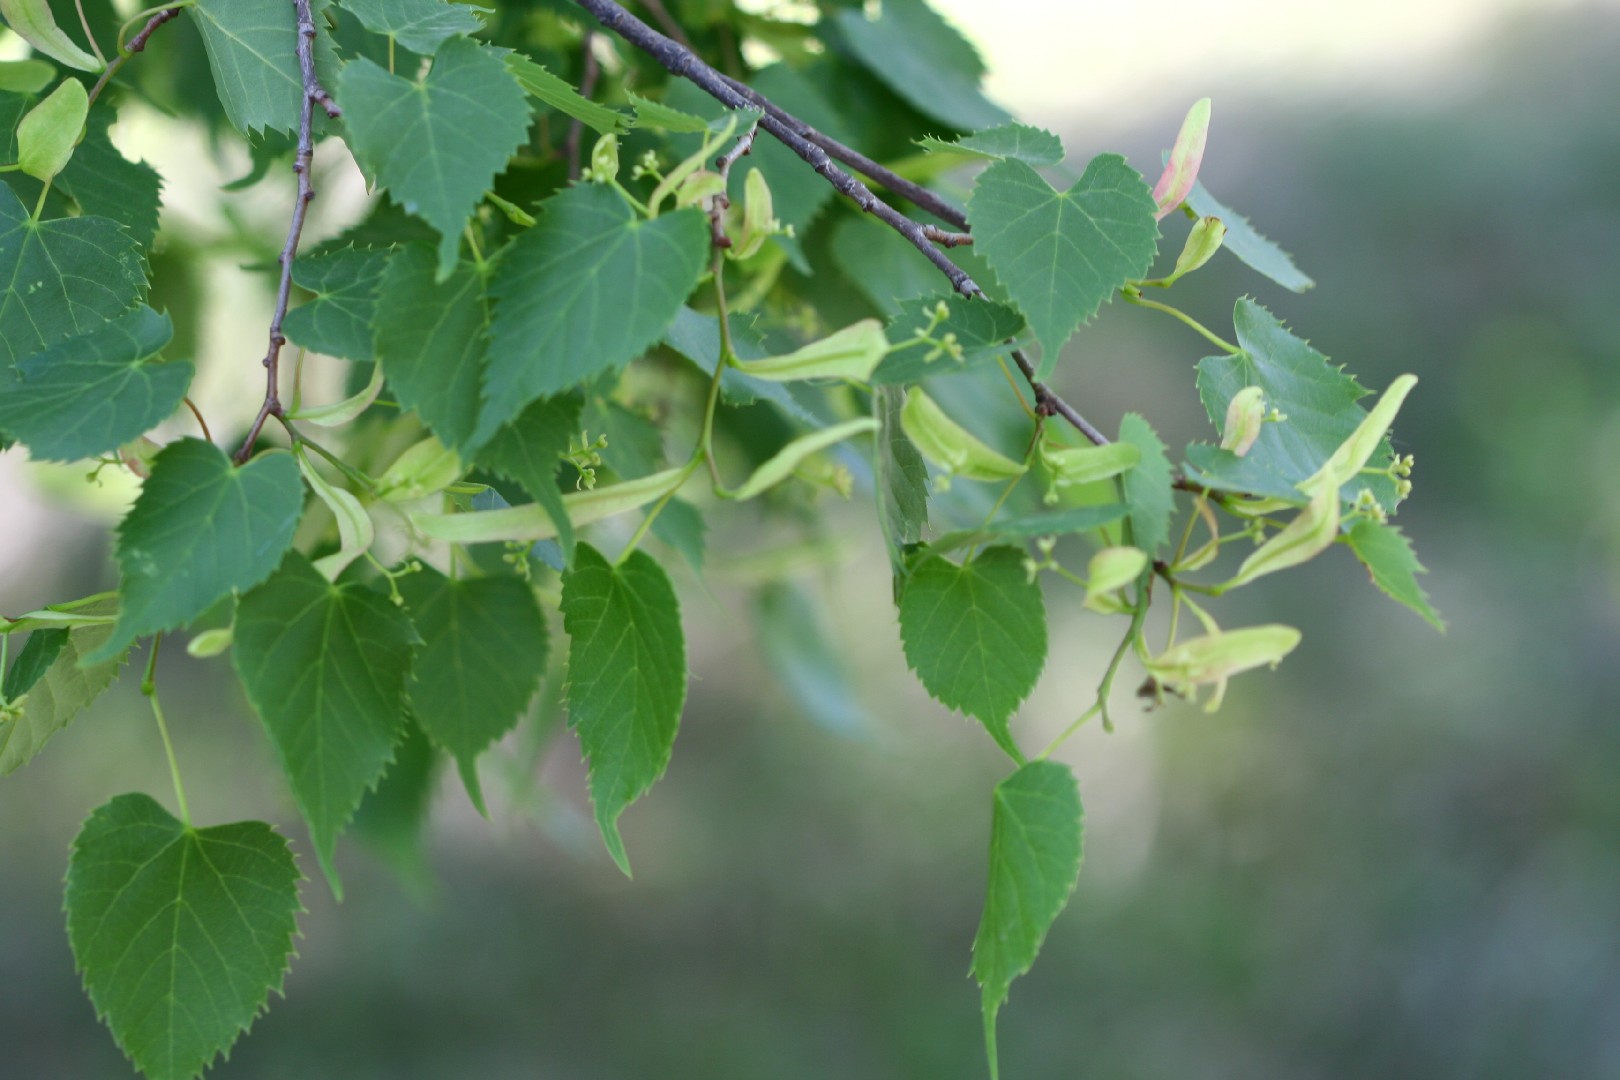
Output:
[{"xmin": 0, "ymin": 0, "xmax": 1439, "ymax": 1076}]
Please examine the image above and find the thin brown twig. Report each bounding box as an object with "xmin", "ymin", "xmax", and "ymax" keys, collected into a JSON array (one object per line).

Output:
[
  {"xmin": 707, "ymin": 120, "xmax": 758, "ymax": 248},
  {"xmin": 182, "ymin": 398, "xmax": 213, "ymax": 444},
  {"xmin": 233, "ymin": 0, "xmax": 340, "ymax": 465},
  {"xmin": 86, "ymin": 7, "xmax": 183, "ymax": 109},
  {"xmin": 922, "ymin": 224, "xmax": 972, "ymax": 247}
]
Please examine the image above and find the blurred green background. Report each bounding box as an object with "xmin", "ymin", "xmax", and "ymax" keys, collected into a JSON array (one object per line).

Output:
[{"xmin": 4, "ymin": 2, "xmax": 1620, "ymax": 1078}]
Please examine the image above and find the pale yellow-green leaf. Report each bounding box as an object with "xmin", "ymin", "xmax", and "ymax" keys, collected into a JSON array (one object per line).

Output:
[
  {"xmin": 901, "ymin": 388, "xmax": 1027, "ymax": 482},
  {"xmin": 412, "ymin": 467, "xmax": 688, "ymax": 543},
  {"xmin": 16, "ymin": 76, "xmax": 87, "ymax": 181},
  {"xmin": 733, "ymin": 319, "xmax": 889, "ymax": 383},
  {"xmin": 730, "ymin": 418, "xmax": 877, "ymax": 501}
]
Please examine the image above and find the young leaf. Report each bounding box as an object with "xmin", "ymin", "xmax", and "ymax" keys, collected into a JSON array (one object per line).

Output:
[
  {"xmin": 373, "ymin": 244, "xmax": 489, "ymax": 452},
  {"xmin": 731, "ymin": 320, "xmax": 889, "ymax": 382},
  {"xmin": 16, "ymin": 75, "xmax": 87, "ymax": 181},
  {"xmin": 0, "ymin": 599, "xmax": 125, "ymax": 775},
  {"xmin": 66, "ymin": 794, "xmax": 300, "ymax": 1080},
  {"xmin": 898, "ymin": 547, "xmax": 1046, "ymax": 760},
  {"xmin": 1346, "ymin": 519, "xmax": 1443, "ymax": 629},
  {"xmin": 730, "ymin": 417, "xmax": 878, "ymax": 501},
  {"xmin": 1118, "ymin": 413, "xmax": 1174, "ymax": 556},
  {"xmin": 190, "ymin": 0, "xmax": 336, "ymax": 135},
  {"xmin": 399, "ymin": 567, "xmax": 548, "ymax": 810},
  {"xmin": 916, "ymin": 123, "xmax": 1064, "ymax": 167},
  {"xmin": 0, "ymin": 184, "xmax": 146, "ymax": 368},
  {"xmin": 338, "ymin": 36, "xmax": 531, "ymax": 278},
  {"xmin": 506, "ymin": 53, "xmax": 628, "ymax": 134},
  {"xmin": 87, "ymin": 440, "xmax": 304, "ymax": 665},
  {"xmin": 475, "ymin": 394, "xmax": 582, "ymax": 559},
  {"xmin": 833, "ymin": 0, "xmax": 1007, "ymax": 130},
  {"xmin": 479, "ymin": 184, "xmax": 708, "ymax": 440},
  {"xmin": 233, "ymin": 553, "xmax": 417, "ymax": 895},
  {"xmin": 560, "ymin": 544, "xmax": 686, "ymax": 876},
  {"xmin": 969, "ymin": 155, "xmax": 1159, "ymax": 365},
  {"xmin": 1151, "ymin": 98, "xmax": 1211, "ymax": 219},
  {"xmin": 283, "ymin": 246, "xmax": 392, "ymax": 362},
  {"xmin": 0, "ymin": 0, "xmax": 102, "ymax": 71},
  {"xmin": 342, "ymin": 0, "xmax": 483, "ymax": 55},
  {"xmin": 0, "ymin": 305, "xmax": 192, "ymax": 462},
  {"xmin": 873, "ymin": 294, "xmax": 1026, "ymax": 385},
  {"xmin": 296, "ymin": 448, "xmax": 374, "ymax": 580},
  {"xmin": 973, "ymin": 761, "xmax": 1083, "ymax": 1080},
  {"xmin": 1144, "ymin": 624, "xmax": 1302, "ymax": 711},
  {"xmin": 1184, "ymin": 177, "xmax": 1314, "ymax": 292}
]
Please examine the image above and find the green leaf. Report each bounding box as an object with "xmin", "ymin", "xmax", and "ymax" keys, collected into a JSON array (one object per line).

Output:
[
  {"xmin": 338, "ymin": 36, "xmax": 531, "ymax": 278},
  {"xmin": 626, "ymin": 90, "xmax": 712, "ymax": 133},
  {"xmin": 0, "ymin": 599, "xmax": 125, "ymax": 775},
  {"xmin": 342, "ymin": 0, "xmax": 483, "ymax": 55},
  {"xmin": 506, "ymin": 53, "xmax": 628, "ymax": 134},
  {"xmin": 662, "ymin": 305, "xmax": 818, "ymax": 422},
  {"xmin": 927, "ymin": 504, "xmax": 1128, "ymax": 555},
  {"xmin": 475, "ymin": 393, "xmax": 581, "ymax": 559},
  {"xmin": 898, "ymin": 546, "xmax": 1045, "ymax": 760},
  {"xmin": 0, "ymin": 0, "xmax": 102, "ymax": 71},
  {"xmin": 972, "ymin": 760, "xmax": 1083, "ymax": 1080},
  {"xmin": 1346, "ymin": 519, "xmax": 1443, "ymax": 629},
  {"xmin": 969, "ymin": 155, "xmax": 1159, "ymax": 365},
  {"xmin": 1184, "ymin": 177, "xmax": 1314, "ymax": 292},
  {"xmin": 1196, "ymin": 300, "xmax": 1396, "ymax": 506},
  {"xmin": 87, "ymin": 440, "xmax": 304, "ymax": 664},
  {"xmin": 916, "ymin": 123, "xmax": 1064, "ymax": 166},
  {"xmin": 560, "ymin": 544, "xmax": 686, "ymax": 877},
  {"xmin": 833, "ymin": 0, "xmax": 1007, "ymax": 131},
  {"xmin": 233, "ymin": 553, "xmax": 416, "ymax": 894},
  {"xmin": 351, "ymin": 717, "xmax": 440, "ymax": 895},
  {"xmin": 56, "ymin": 108, "xmax": 164, "ymax": 249},
  {"xmin": 829, "ymin": 212, "xmax": 948, "ymax": 318},
  {"xmin": 66, "ymin": 794, "xmax": 300, "ymax": 1080},
  {"xmin": 875, "ymin": 384, "xmax": 929, "ymax": 554},
  {"xmin": 399, "ymin": 567, "xmax": 547, "ymax": 809},
  {"xmin": 0, "ymin": 184, "xmax": 146, "ymax": 370},
  {"xmin": 0, "ymin": 305, "xmax": 192, "ymax": 461},
  {"xmin": 16, "ymin": 75, "xmax": 87, "ymax": 181},
  {"xmin": 1118, "ymin": 412, "xmax": 1173, "ymax": 556},
  {"xmin": 190, "ymin": 0, "xmax": 337, "ymax": 135},
  {"xmin": 479, "ymin": 183, "xmax": 708, "ymax": 439},
  {"xmin": 0, "ymin": 59, "xmax": 55, "ymax": 93},
  {"xmin": 283, "ymin": 245, "xmax": 391, "ymax": 361},
  {"xmin": 1181, "ymin": 442, "xmax": 1306, "ymax": 507},
  {"xmin": 873, "ymin": 294, "xmax": 1025, "ymax": 385}
]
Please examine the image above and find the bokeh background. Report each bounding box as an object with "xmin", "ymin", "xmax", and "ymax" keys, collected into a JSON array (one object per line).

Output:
[{"xmin": 5, "ymin": 1, "xmax": 1620, "ymax": 1077}]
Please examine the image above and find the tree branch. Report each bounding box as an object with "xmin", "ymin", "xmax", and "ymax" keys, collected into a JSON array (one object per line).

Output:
[
  {"xmin": 234, "ymin": 0, "xmax": 340, "ymax": 465},
  {"xmin": 86, "ymin": 6, "xmax": 183, "ymax": 109}
]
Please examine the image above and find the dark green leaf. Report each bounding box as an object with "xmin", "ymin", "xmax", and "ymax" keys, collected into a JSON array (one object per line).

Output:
[
  {"xmin": 0, "ymin": 305, "xmax": 192, "ymax": 461},
  {"xmin": 0, "ymin": 184, "xmax": 146, "ymax": 370},
  {"xmin": 650, "ymin": 495, "xmax": 705, "ymax": 571},
  {"xmin": 399, "ymin": 567, "xmax": 547, "ymax": 809},
  {"xmin": 661, "ymin": 305, "xmax": 815, "ymax": 421},
  {"xmin": 352, "ymin": 717, "xmax": 441, "ymax": 895},
  {"xmin": 969, "ymin": 155, "xmax": 1159, "ymax": 364},
  {"xmin": 875, "ymin": 384, "xmax": 929, "ymax": 554},
  {"xmin": 1184, "ymin": 178, "xmax": 1314, "ymax": 293},
  {"xmin": 917, "ymin": 123, "xmax": 1064, "ymax": 166},
  {"xmin": 338, "ymin": 36, "xmax": 531, "ymax": 278},
  {"xmin": 973, "ymin": 760, "xmax": 1083, "ymax": 1080},
  {"xmin": 87, "ymin": 440, "xmax": 304, "ymax": 664},
  {"xmin": 1181, "ymin": 442, "xmax": 1307, "ymax": 506},
  {"xmin": 56, "ymin": 108, "xmax": 163, "ymax": 249},
  {"xmin": 190, "ymin": 0, "xmax": 337, "ymax": 135},
  {"xmin": 560, "ymin": 544, "xmax": 686, "ymax": 876},
  {"xmin": 373, "ymin": 244, "xmax": 489, "ymax": 452},
  {"xmin": 479, "ymin": 183, "xmax": 708, "ymax": 440},
  {"xmin": 283, "ymin": 245, "xmax": 392, "ymax": 361},
  {"xmin": 830, "ymin": 212, "xmax": 945, "ymax": 317},
  {"xmin": 833, "ymin": 0, "xmax": 1007, "ymax": 130},
  {"xmin": 0, "ymin": 599, "xmax": 125, "ymax": 775},
  {"xmin": 873, "ymin": 293, "xmax": 1026, "ymax": 385},
  {"xmin": 1119, "ymin": 412, "xmax": 1173, "ymax": 556},
  {"xmin": 1346, "ymin": 519, "xmax": 1443, "ymax": 629},
  {"xmin": 66, "ymin": 794, "xmax": 300, "ymax": 1080},
  {"xmin": 475, "ymin": 393, "xmax": 581, "ymax": 558},
  {"xmin": 342, "ymin": 0, "xmax": 483, "ymax": 55},
  {"xmin": 898, "ymin": 546, "xmax": 1045, "ymax": 759},
  {"xmin": 233, "ymin": 553, "xmax": 417, "ymax": 894}
]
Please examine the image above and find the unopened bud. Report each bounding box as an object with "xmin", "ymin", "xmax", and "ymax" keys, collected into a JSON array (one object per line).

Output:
[{"xmin": 1219, "ymin": 386, "xmax": 1266, "ymax": 457}]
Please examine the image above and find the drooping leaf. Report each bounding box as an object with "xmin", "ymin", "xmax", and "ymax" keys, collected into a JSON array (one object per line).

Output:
[
  {"xmin": 1118, "ymin": 412, "xmax": 1173, "ymax": 556},
  {"xmin": 0, "ymin": 184, "xmax": 146, "ymax": 369},
  {"xmin": 341, "ymin": 0, "xmax": 484, "ymax": 55},
  {"xmin": 0, "ymin": 599, "xmax": 125, "ymax": 775},
  {"xmin": 833, "ymin": 0, "xmax": 1007, "ymax": 130},
  {"xmin": 898, "ymin": 546, "xmax": 1046, "ymax": 760},
  {"xmin": 506, "ymin": 52, "xmax": 628, "ymax": 134},
  {"xmin": 873, "ymin": 294, "xmax": 1026, "ymax": 385},
  {"xmin": 338, "ymin": 36, "xmax": 531, "ymax": 278},
  {"xmin": 474, "ymin": 393, "xmax": 581, "ymax": 559},
  {"xmin": 0, "ymin": 305, "xmax": 191, "ymax": 462},
  {"xmin": 56, "ymin": 108, "xmax": 164, "ymax": 249},
  {"xmin": 875, "ymin": 384, "xmax": 930, "ymax": 554},
  {"xmin": 916, "ymin": 123, "xmax": 1064, "ymax": 166},
  {"xmin": 283, "ymin": 245, "xmax": 391, "ymax": 361},
  {"xmin": 66, "ymin": 794, "xmax": 300, "ymax": 1080},
  {"xmin": 969, "ymin": 155, "xmax": 1159, "ymax": 366},
  {"xmin": 371, "ymin": 244, "xmax": 489, "ymax": 452},
  {"xmin": 1346, "ymin": 519, "xmax": 1443, "ymax": 629},
  {"xmin": 972, "ymin": 760, "xmax": 1083, "ymax": 1080},
  {"xmin": 478, "ymin": 183, "xmax": 708, "ymax": 439},
  {"xmin": 86, "ymin": 440, "xmax": 304, "ymax": 664},
  {"xmin": 398, "ymin": 567, "xmax": 547, "ymax": 809},
  {"xmin": 190, "ymin": 0, "xmax": 337, "ymax": 135},
  {"xmin": 233, "ymin": 553, "xmax": 417, "ymax": 895},
  {"xmin": 560, "ymin": 544, "xmax": 686, "ymax": 877},
  {"xmin": 1184, "ymin": 177, "xmax": 1314, "ymax": 292}
]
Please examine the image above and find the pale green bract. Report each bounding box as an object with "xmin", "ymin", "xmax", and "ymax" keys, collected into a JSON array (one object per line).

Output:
[{"xmin": 0, "ymin": 599, "xmax": 125, "ymax": 775}]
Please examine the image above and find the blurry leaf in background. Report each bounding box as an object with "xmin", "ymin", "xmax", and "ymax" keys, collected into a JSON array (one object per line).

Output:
[
  {"xmin": 754, "ymin": 582, "xmax": 869, "ymax": 736},
  {"xmin": 832, "ymin": 0, "xmax": 1008, "ymax": 130}
]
